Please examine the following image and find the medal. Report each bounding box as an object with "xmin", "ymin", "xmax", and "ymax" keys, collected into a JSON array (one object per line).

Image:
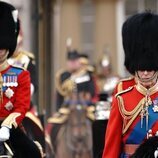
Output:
[
  {"xmin": 5, "ymin": 87, "xmax": 14, "ymax": 99},
  {"xmin": 3, "ymin": 76, "xmax": 6, "ymax": 87},
  {"xmin": 5, "ymin": 101, "xmax": 14, "ymax": 111},
  {"xmin": 152, "ymin": 98, "xmax": 158, "ymax": 112},
  {"xmin": 14, "ymin": 76, "xmax": 18, "ymax": 87}
]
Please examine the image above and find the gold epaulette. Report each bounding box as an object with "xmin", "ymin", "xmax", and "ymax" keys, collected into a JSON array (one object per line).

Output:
[
  {"xmin": 115, "ymin": 86, "xmax": 134, "ymax": 98},
  {"xmin": 55, "ymin": 69, "xmax": 74, "ymax": 96},
  {"xmin": 117, "ymin": 76, "xmax": 135, "ymax": 93},
  {"xmin": 119, "ymin": 76, "xmax": 134, "ymax": 82},
  {"xmin": 20, "ymin": 50, "xmax": 35, "ymax": 59}
]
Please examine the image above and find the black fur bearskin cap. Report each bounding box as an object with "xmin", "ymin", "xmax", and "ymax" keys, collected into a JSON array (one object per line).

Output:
[
  {"xmin": 122, "ymin": 12, "xmax": 158, "ymax": 74},
  {"xmin": 0, "ymin": 1, "xmax": 20, "ymax": 58}
]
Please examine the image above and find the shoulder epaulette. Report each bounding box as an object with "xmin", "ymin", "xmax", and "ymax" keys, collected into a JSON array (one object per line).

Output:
[
  {"xmin": 119, "ymin": 76, "xmax": 134, "ymax": 82},
  {"xmin": 116, "ymin": 76, "xmax": 135, "ymax": 93},
  {"xmin": 20, "ymin": 50, "xmax": 35, "ymax": 59},
  {"xmin": 115, "ymin": 86, "xmax": 134, "ymax": 97}
]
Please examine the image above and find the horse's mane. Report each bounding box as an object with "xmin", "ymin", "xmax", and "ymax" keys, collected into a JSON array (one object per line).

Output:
[{"xmin": 131, "ymin": 136, "xmax": 158, "ymax": 158}]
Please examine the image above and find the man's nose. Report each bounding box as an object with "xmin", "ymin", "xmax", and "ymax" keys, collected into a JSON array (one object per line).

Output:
[{"xmin": 144, "ymin": 71, "xmax": 148, "ymax": 75}]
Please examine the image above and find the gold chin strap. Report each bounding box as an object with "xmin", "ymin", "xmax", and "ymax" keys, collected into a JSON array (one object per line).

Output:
[{"xmin": 136, "ymin": 71, "xmax": 158, "ymax": 83}]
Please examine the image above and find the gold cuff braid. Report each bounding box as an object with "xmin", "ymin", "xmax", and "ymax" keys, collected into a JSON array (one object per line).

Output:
[{"xmin": 1, "ymin": 112, "xmax": 21, "ymax": 128}]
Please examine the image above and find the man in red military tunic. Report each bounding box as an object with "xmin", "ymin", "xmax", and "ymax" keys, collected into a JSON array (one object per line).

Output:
[
  {"xmin": 102, "ymin": 12, "xmax": 158, "ymax": 158},
  {"xmin": 0, "ymin": 1, "xmax": 42, "ymax": 157}
]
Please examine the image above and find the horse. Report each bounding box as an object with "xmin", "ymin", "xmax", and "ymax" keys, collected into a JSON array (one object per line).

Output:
[
  {"xmin": 49, "ymin": 102, "xmax": 93, "ymax": 158},
  {"xmin": 22, "ymin": 107, "xmax": 54, "ymax": 158},
  {"xmin": 131, "ymin": 136, "xmax": 158, "ymax": 158}
]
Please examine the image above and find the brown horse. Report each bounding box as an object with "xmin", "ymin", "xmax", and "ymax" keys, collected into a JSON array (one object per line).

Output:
[{"xmin": 53, "ymin": 103, "xmax": 93, "ymax": 158}]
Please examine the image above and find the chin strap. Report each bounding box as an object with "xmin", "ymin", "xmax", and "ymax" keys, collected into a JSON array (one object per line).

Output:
[{"xmin": 136, "ymin": 71, "xmax": 158, "ymax": 83}]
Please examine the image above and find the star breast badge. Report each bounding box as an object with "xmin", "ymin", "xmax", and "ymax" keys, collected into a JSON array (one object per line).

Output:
[
  {"xmin": 5, "ymin": 101, "xmax": 14, "ymax": 111},
  {"xmin": 5, "ymin": 88, "xmax": 14, "ymax": 99},
  {"xmin": 153, "ymin": 105, "xmax": 158, "ymax": 112},
  {"xmin": 153, "ymin": 99, "xmax": 158, "ymax": 112}
]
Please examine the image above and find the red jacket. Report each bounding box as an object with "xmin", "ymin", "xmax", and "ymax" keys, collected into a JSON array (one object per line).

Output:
[
  {"xmin": 0, "ymin": 64, "xmax": 30, "ymax": 128},
  {"xmin": 102, "ymin": 82, "xmax": 158, "ymax": 158},
  {"xmin": 113, "ymin": 76, "xmax": 136, "ymax": 95}
]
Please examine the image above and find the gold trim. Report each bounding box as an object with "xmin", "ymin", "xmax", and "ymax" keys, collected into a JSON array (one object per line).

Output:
[
  {"xmin": 136, "ymin": 81, "xmax": 158, "ymax": 96},
  {"xmin": 117, "ymin": 81, "xmax": 123, "ymax": 93},
  {"xmin": 117, "ymin": 96, "xmax": 144, "ymax": 116},
  {"xmin": 4, "ymin": 142, "xmax": 14, "ymax": 156},
  {"xmin": 34, "ymin": 141, "xmax": 45, "ymax": 158},
  {"xmin": 115, "ymin": 86, "xmax": 133, "ymax": 98},
  {"xmin": 117, "ymin": 76, "xmax": 137, "ymax": 93},
  {"xmin": 117, "ymin": 96, "xmax": 145, "ymax": 135},
  {"xmin": 55, "ymin": 69, "xmax": 70, "ymax": 96},
  {"xmin": 25, "ymin": 112, "xmax": 43, "ymax": 131},
  {"xmin": 0, "ymin": 60, "xmax": 9, "ymax": 72},
  {"xmin": 119, "ymin": 76, "xmax": 135, "ymax": 82},
  {"xmin": 1, "ymin": 113, "xmax": 21, "ymax": 128},
  {"xmin": 122, "ymin": 108, "xmax": 142, "ymax": 135}
]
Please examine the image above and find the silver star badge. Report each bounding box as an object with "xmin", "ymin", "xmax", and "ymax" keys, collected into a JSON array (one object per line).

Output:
[
  {"xmin": 5, "ymin": 88, "xmax": 14, "ymax": 99},
  {"xmin": 153, "ymin": 105, "xmax": 158, "ymax": 112},
  {"xmin": 5, "ymin": 101, "xmax": 14, "ymax": 111}
]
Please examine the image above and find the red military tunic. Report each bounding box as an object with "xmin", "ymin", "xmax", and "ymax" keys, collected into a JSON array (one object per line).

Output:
[
  {"xmin": 102, "ymin": 82, "xmax": 158, "ymax": 158},
  {"xmin": 0, "ymin": 61, "xmax": 30, "ymax": 128},
  {"xmin": 113, "ymin": 76, "xmax": 136, "ymax": 95}
]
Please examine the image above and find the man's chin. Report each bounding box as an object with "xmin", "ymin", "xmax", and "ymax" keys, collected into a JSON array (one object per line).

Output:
[{"xmin": 140, "ymin": 80, "xmax": 156, "ymax": 88}]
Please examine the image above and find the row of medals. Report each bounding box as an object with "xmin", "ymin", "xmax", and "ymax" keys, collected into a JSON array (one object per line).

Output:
[{"xmin": 2, "ymin": 76, "xmax": 18, "ymax": 87}]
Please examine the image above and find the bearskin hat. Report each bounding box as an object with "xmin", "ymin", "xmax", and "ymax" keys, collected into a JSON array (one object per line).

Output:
[
  {"xmin": 122, "ymin": 12, "xmax": 158, "ymax": 74},
  {"xmin": 0, "ymin": 1, "xmax": 20, "ymax": 58}
]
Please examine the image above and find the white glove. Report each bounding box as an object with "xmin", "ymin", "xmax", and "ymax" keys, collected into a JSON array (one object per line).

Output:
[{"xmin": 0, "ymin": 126, "xmax": 10, "ymax": 142}]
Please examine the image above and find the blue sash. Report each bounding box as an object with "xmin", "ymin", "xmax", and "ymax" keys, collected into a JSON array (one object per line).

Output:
[{"xmin": 126, "ymin": 104, "xmax": 158, "ymax": 144}]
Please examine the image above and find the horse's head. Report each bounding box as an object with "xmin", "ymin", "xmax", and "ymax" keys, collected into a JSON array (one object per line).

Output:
[
  {"xmin": 65, "ymin": 103, "xmax": 92, "ymax": 154},
  {"xmin": 68, "ymin": 104, "xmax": 88, "ymax": 139}
]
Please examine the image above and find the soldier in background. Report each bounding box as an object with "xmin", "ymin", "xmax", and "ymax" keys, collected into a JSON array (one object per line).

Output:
[
  {"xmin": 96, "ymin": 50, "xmax": 119, "ymax": 102},
  {"xmin": 55, "ymin": 50, "xmax": 80, "ymax": 110},
  {"xmin": 92, "ymin": 50, "xmax": 119, "ymax": 158},
  {"xmin": 48, "ymin": 51, "xmax": 97, "ymax": 154},
  {"xmin": 79, "ymin": 53, "xmax": 99, "ymax": 104}
]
